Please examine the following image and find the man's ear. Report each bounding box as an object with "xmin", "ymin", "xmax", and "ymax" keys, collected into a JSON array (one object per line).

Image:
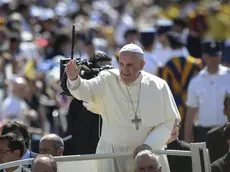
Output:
[
  {"xmin": 140, "ymin": 60, "xmax": 146, "ymax": 70},
  {"xmin": 58, "ymin": 147, "xmax": 64, "ymax": 156}
]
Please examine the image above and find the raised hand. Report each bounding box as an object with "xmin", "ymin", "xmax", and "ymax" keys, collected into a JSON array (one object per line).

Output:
[{"xmin": 65, "ymin": 59, "xmax": 81, "ymax": 80}]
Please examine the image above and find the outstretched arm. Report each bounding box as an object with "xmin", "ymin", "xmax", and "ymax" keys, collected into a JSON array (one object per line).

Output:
[{"xmin": 66, "ymin": 59, "xmax": 105, "ymax": 104}]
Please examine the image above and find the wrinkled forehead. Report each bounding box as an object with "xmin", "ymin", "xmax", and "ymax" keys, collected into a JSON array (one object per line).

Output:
[{"xmin": 40, "ymin": 139, "xmax": 55, "ymax": 148}]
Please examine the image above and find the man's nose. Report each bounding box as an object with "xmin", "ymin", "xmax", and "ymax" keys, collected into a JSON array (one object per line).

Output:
[{"xmin": 123, "ymin": 66, "xmax": 129, "ymax": 73}]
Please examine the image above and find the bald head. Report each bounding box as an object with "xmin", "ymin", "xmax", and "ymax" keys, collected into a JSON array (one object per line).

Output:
[
  {"xmin": 134, "ymin": 150, "xmax": 161, "ymax": 172},
  {"xmin": 32, "ymin": 154, "xmax": 57, "ymax": 172},
  {"xmin": 39, "ymin": 134, "xmax": 64, "ymax": 156}
]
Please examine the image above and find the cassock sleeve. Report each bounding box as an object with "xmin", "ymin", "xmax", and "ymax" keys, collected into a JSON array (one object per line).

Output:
[
  {"xmin": 67, "ymin": 72, "xmax": 106, "ymax": 104},
  {"xmin": 144, "ymin": 81, "xmax": 181, "ymax": 149}
]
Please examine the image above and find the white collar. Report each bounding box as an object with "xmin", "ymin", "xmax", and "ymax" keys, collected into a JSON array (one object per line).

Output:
[{"xmin": 200, "ymin": 64, "xmax": 228, "ymax": 76}]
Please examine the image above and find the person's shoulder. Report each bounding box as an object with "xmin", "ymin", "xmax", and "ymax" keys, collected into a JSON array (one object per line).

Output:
[
  {"xmin": 142, "ymin": 71, "xmax": 168, "ymax": 87},
  {"xmin": 98, "ymin": 68, "xmax": 119, "ymax": 76},
  {"xmin": 30, "ymin": 151, "xmax": 38, "ymax": 158},
  {"xmin": 97, "ymin": 68, "xmax": 119, "ymax": 79},
  {"xmin": 188, "ymin": 68, "xmax": 204, "ymax": 85},
  {"xmin": 142, "ymin": 71, "xmax": 166, "ymax": 82},
  {"xmin": 211, "ymin": 153, "xmax": 229, "ymax": 171}
]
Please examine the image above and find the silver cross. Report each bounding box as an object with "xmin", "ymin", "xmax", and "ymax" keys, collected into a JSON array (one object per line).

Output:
[{"xmin": 131, "ymin": 116, "xmax": 141, "ymax": 130}]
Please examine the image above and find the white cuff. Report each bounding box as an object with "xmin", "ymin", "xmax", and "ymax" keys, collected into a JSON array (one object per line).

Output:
[
  {"xmin": 67, "ymin": 77, "xmax": 80, "ymax": 90},
  {"xmin": 144, "ymin": 121, "xmax": 174, "ymax": 149}
]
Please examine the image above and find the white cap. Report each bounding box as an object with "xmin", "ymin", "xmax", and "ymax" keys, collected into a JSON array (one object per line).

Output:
[{"xmin": 119, "ymin": 43, "xmax": 144, "ymax": 55}]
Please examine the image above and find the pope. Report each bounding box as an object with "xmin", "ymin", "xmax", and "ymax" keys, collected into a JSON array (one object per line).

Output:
[{"xmin": 66, "ymin": 44, "xmax": 180, "ymax": 172}]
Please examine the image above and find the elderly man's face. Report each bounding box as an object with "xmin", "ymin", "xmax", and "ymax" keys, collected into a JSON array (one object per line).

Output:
[
  {"xmin": 135, "ymin": 155, "xmax": 161, "ymax": 172},
  {"xmin": 39, "ymin": 140, "xmax": 59, "ymax": 156},
  {"xmin": 119, "ymin": 52, "xmax": 145, "ymax": 84}
]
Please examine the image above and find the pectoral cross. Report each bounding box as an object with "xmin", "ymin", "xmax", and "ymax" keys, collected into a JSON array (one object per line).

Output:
[{"xmin": 132, "ymin": 116, "xmax": 141, "ymax": 130}]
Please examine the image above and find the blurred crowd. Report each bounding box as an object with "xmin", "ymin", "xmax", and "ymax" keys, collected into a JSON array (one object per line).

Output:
[{"xmin": 0, "ymin": 0, "xmax": 230, "ymax": 171}]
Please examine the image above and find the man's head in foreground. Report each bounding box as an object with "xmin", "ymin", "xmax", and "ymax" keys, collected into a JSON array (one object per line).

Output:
[
  {"xmin": 31, "ymin": 154, "xmax": 57, "ymax": 172},
  {"xmin": 134, "ymin": 150, "xmax": 161, "ymax": 172}
]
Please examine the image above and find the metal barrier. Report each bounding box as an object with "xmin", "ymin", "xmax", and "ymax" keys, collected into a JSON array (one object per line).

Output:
[{"xmin": 0, "ymin": 142, "xmax": 211, "ymax": 172}]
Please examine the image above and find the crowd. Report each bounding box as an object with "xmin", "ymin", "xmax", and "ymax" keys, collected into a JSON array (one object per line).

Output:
[{"xmin": 0, "ymin": 0, "xmax": 230, "ymax": 172}]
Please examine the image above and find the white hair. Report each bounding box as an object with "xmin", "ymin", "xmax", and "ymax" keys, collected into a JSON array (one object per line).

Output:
[
  {"xmin": 134, "ymin": 150, "xmax": 161, "ymax": 170},
  {"xmin": 40, "ymin": 134, "xmax": 64, "ymax": 150}
]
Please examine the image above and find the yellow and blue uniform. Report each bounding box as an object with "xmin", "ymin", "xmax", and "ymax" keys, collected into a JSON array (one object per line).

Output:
[{"xmin": 157, "ymin": 56, "xmax": 204, "ymax": 121}]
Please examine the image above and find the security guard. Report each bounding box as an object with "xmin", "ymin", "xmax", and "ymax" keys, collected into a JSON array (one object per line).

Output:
[{"xmin": 184, "ymin": 41, "xmax": 230, "ymax": 142}]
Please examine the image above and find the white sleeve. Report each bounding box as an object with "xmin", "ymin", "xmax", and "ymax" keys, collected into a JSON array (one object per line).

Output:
[
  {"xmin": 67, "ymin": 72, "xmax": 106, "ymax": 103},
  {"xmin": 144, "ymin": 81, "xmax": 180, "ymax": 149},
  {"xmin": 186, "ymin": 79, "xmax": 199, "ymax": 108}
]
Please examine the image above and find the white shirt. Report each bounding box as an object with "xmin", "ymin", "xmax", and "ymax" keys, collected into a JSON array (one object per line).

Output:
[
  {"xmin": 143, "ymin": 51, "xmax": 158, "ymax": 75},
  {"xmin": 186, "ymin": 65, "xmax": 230, "ymax": 127}
]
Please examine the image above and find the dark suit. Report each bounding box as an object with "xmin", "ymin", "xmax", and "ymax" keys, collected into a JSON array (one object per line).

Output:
[
  {"xmin": 166, "ymin": 139, "xmax": 192, "ymax": 172},
  {"xmin": 29, "ymin": 151, "xmax": 37, "ymax": 158},
  {"xmin": 65, "ymin": 98, "xmax": 102, "ymax": 155},
  {"xmin": 21, "ymin": 166, "xmax": 31, "ymax": 172},
  {"xmin": 24, "ymin": 151, "xmax": 38, "ymax": 169},
  {"xmin": 211, "ymin": 153, "xmax": 230, "ymax": 172},
  {"xmin": 206, "ymin": 125, "xmax": 228, "ymax": 163}
]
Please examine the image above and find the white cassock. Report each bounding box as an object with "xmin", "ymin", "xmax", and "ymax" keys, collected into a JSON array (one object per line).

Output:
[{"xmin": 67, "ymin": 69, "xmax": 180, "ymax": 172}]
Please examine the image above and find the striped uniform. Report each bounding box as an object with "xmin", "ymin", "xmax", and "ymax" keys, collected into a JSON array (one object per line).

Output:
[{"xmin": 157, "ymin": 56, "xmax": 204, "ymax": 121}]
